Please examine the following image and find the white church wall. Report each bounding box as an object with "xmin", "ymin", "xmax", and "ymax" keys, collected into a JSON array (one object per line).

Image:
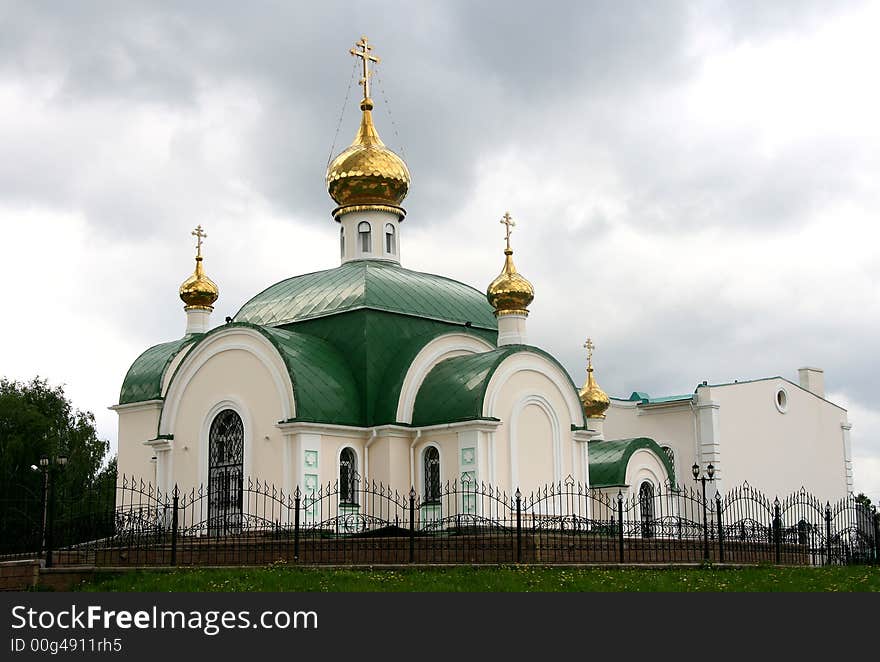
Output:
[
  {"xmin": 166, "ymin": 347, "xmax": 288, "ymax": 491},
  {"xmin": 115, "ymin": 401, "xmax": 161, "ymax": 482},
  {"xmin": 709, "ymin": 380, "xmax": 849, "ymax": 502},
  {"xmin": 485, "ymin": 365, "xmax": 579, "ymax": 492}
]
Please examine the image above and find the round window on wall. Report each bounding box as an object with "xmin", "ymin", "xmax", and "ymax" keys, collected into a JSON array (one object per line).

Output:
[{"xmin": 774, "ymin": 387, "xmax": 788, "ymax": 413}]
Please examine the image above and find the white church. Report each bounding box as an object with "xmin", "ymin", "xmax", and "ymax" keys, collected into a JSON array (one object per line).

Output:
[{"xmin": 113, "ymin": 38, "xmax": 854, "ymax": 520}]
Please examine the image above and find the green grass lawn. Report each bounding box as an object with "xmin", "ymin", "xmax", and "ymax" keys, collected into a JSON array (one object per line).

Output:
[{"xmin": 77, "ymin": 564, "xmax": 880, "ymax": 592}]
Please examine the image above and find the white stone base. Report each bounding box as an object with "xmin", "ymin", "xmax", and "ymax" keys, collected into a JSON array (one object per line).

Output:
[
  {"xmin": 497, "ymin": 312, "xmax": 528, "ymax": 346},
  {"xmin": 185, "ymin": 307, "xmax": 212, "ymax": 334}
]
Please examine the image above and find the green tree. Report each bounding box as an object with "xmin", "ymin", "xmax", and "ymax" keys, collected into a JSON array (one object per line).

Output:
[{"xmin": 0, "ymin": 377, "xmax": 110, "ymax": 496}]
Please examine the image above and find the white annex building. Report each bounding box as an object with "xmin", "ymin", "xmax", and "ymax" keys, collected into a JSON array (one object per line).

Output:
[{"xmin": 113, "ymin": 38, "xmax": 854, "ymax": 520}]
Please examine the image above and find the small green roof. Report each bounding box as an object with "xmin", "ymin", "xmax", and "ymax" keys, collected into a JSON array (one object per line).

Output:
[
  {"xmin": 412, "ymin": 348, "xmax": 518, "ymax": 426},
  {"xmin": 588, "ymin": 437, "xmax": 676, "ymax": 488},
  {"xmin": 412, "ymin": 345, "xmax": 581, "ymax": 427},
  {"xmin": 119, "ymin": 336, "xmax": 199, "ymax": 405},
  {"xmin": 234, "ymin": 260, "xmax": 498, "ymax": 330}
]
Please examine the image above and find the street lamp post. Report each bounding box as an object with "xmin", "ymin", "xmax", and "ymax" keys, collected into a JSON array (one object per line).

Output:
[
  {"xmin": 39, "ymin": 454, "xmax": 68, "ymax": 568},
  {"xmin": 692, "ymin": 462, "xmax": 716, "ymax": 562}
]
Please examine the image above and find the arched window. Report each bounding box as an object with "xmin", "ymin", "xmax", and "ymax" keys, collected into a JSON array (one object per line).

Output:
[
  {"xmin": 340, "ymin": 226, "xmax": 345, "ymax": 258},
  {"xmin": 358, "ymin": 221, "xmax": 372, "ymax": 253},
  {"xmin": 385, "ymin": 223, "xmax": 396, "ymax": 254},
  {"xmin": 639, "ymin": 481, "xmax": 655, "ymax": 539},
  {"xmin": 208, "ymin": 409, "xmax": 244, "ymax": 536},
  {"xmin": 339, "ymin": 447, "xmax": 358, "ymax": 505},
  {"xmin": 423, "ymin": 446, "xmax": 440, "ymax": 503}
]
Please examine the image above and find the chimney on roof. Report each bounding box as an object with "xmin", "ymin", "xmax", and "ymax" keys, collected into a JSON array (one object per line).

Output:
[{"xmin": 798, "ymin": 367, "xmax": 824, "ymax": 398}]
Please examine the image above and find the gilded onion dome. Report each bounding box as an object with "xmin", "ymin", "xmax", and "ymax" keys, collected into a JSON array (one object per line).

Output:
[
  {"xmin": 179, "ymin": 225, "xmax": 219, "ymax": 310},
  {"xmin": 579, "ymin": 338, "xmax": 610, "ymax": 419},
  {"xmin": 326, "ymin": 37, "xmax": 410, "ymax": 217},
  {"xmin": 487, "ymin": 212, "xmax": 534, "ymax": 316}
]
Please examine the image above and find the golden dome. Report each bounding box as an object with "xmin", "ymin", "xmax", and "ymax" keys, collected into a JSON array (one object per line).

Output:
[
  {"xmin": 579, "ymin": 339, "xmax": 610, "ymax": 418},
  {"xmin": 179, "ymin": 225, "xmax": 218, "ymax": 310},
  {"xmin": 487, "ymin": 212, "xmax": 534, "ymax": 316},
  {"xmin": 487, "ymin": 249, "xmax": 535, "ymax": 316},
  {"xmin": 326, "ymin": 99, "xmax": 410, "ymax": 213}
]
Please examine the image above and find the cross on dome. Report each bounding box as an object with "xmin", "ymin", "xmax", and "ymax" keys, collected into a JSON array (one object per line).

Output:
[
  {"xmin": 500, "ymin": 212, "xmax": 516, "ymax": 251},
  {"xmin": 584, "ymin": 338, "xmax": 595, "ymax": 367},
  {"xmin": 192, "ymin": 225, "xmax": 207, "ymax": 258},
  {"xmin": 350, "ymin": 36, "xmax": 380, "ymax": 103}
]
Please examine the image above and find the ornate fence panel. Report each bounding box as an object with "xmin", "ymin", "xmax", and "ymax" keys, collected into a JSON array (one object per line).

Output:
[
  {"xmin": 720, "ymin": 482, "xmax": 777, "ymax": 564},
  {"xmin": 2, "ymin": 473, "xmax": 877, "ymax": 567},
  {"xmin": 621, "ymin": 483, "xmax": 708, "ymax": 563}
]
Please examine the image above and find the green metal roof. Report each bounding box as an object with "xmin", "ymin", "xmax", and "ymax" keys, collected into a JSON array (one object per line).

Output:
[
  {"xmin": 259, "ymin": 326, "xmax": 362, "ymax": 425},
  {"xmin": 234, "ymin": 260, "xmax": 498, "ymax": 330},
  {"xmin": 588, "ymin": 437, "xmax": 676, "ymax": 488},
  {"xmin": 412, "ymin": 348, "xmax": 518, "ymax": 426},
  {"xmin": 412, "ymin": 345, "xmax": 582, "ymax": 427},
  {"xmin": 119, "ymin": 336, "xmax": 200, "ymax": 405}
]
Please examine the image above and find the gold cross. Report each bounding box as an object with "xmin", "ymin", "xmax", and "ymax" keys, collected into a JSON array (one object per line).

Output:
[
  {"xmin": 192, "ymin": 225, "xmax": 207, "ymax": 258},
  {"xmin": 500, "ymin": 211, "xmax": 516, "ymax": 250},
  {"xmin": 350, "ymin": 36, "xmax": 380, "ymax": 101},
  {"xmin": 584, "ymin": 338, "xmax": 595, "ymax": 367}
]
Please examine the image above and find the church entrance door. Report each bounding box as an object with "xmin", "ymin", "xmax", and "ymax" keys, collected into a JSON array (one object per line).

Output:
[{"xmin": 208, "ymin": 409, "xmax": 244, "ymax": 536}]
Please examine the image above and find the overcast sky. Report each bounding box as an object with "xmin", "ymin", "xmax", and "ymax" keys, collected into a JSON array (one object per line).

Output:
[{"xmin": 1, "ymin": 0, "xmax": 877, "ymax": 502}]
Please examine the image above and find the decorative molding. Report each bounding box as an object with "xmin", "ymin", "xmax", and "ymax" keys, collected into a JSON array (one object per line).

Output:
[
  {"xmin": 111, "ymin": 400, "xmax": 163, "ymax": 413},
  {"xmin": 508, "ymin": 392, "xmax": 562, "ymax": 487}
]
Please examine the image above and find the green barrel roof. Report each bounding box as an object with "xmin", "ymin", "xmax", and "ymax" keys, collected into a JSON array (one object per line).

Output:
[
  {"xmin": 259, "ymin": 326, "xmax": 362, "ymax": 425},
  {"xmin": 412, "ymin": 345, "xmax": 581, "ymax": 427},
  {"xmin": 412, "ymin": 348, "xmax": 518, "ymax": 426},
  {"xmin": 588, "ymin": 437, "xmax": 676, "ymax": 488},
  {"xmin": 234, "ymin": 260, "xmax": 498, "ymax": 330},
  {"xmin": 119, "ymin": 336, "xmax": 200, "ymax": 405}
]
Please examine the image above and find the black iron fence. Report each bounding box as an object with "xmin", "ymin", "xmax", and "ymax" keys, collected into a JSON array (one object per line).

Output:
[{"xmin": 1, "ymin": 474, "xmax": 877, "ymax": 567}]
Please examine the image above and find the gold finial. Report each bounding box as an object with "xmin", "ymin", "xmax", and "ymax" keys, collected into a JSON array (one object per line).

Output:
[
  {"xmin": 487, "ymin": 211, "xmax": 534, "ymax": 316},
  {"xmin": 179, "ymin": 225, "xmax": 219, "ymax": 311},
  {"xmin": 500, "ymin": 211, "xmax": 516, "ymax": 252},
  {"xmin": 192, "ymin": 224, "xmax": 207, "ymax": 258},
  {"xmin": 350, "ymin": 35, "xmax": 380, "ymax": 109},
  {"xmin": 579, "ymin": 337, "xmax": 610, "ymax": 418}
]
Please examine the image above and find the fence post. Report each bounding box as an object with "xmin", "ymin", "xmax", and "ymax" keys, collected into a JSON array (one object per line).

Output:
[
  {"xmin": 715, "ymin": 492, "xmax": 724, "ymax": 563},
  {"xmin": 293, "ymin": 487, "xmax": 301, "ymax": 562},
  {"xmin": 617, "ymin": 490, "xmax": 624, "ymax": 564},
  {"xmin": 409, "ymin": 486, "xmax": 416, "ymax": 564},
  {"xmin": 773, "ymin": 497, "xmax": 782, "ymax": 564},
  {"xmin": 824, "ymin": 502, "xmax": 832, "ymax": 566},
  {"xmin": 170, "ymin": 487, "xmax": 179, "ymax": 566},
  {"xmin": 515, "ymin": 488, "xmax": 522, "ymax": 563}
]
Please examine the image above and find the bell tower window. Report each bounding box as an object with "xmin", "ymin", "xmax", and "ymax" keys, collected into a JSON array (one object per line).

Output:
[
  {"xmin": 385, "ymin": 224, "xmax": 396, "ymax": 255},
  {"xmin": 358, "ymin": 221, "xmax": 372, "ymax": 254}
]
